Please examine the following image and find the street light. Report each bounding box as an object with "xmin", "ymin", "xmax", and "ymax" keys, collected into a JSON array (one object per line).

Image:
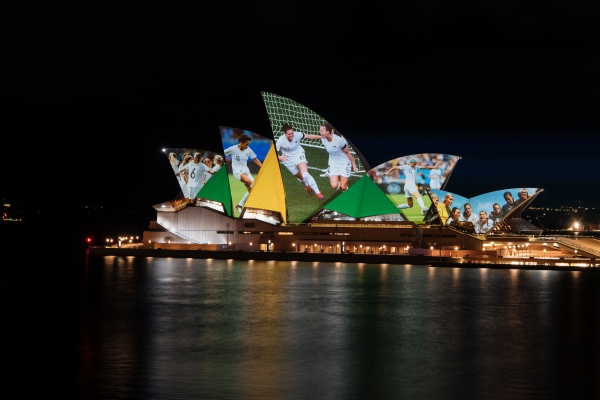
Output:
[{"xmin": 292, "ymin": 243, "xmax": 296, "ymax": 252}]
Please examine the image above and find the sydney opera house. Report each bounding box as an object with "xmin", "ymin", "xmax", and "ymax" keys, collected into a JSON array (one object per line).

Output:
[{"xmin": 136, "ymin": 92, "xmax": 595, "ymax": 263}]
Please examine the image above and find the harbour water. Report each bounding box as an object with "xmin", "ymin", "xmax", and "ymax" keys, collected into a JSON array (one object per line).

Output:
[{"xmin": 12, "ymin": 250, "xmax": 599, "ymax": 400}]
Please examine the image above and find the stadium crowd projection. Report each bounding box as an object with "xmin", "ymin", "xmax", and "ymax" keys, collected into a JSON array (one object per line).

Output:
[
  {"xmin": 367, "ymin": 154, "xmax": 462, "ymax": 223},
  {"xmin": 161, "ymin": 92, "xmax": 542, "ymax": 229}
]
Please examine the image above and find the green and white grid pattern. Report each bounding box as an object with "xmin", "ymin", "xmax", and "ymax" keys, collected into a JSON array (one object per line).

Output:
[{"xmin": 261, "ymin": 91, "xmax": 365, "ymax": 174}]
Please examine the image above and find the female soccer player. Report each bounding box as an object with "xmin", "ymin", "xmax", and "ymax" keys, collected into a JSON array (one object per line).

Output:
[
  {"xmin": 224, "ymin": 133, "xmax": 263, "ymax": 212},
  {"xmin": 276, "ymin": 123, "xmax": 324, "ymax": 200}
]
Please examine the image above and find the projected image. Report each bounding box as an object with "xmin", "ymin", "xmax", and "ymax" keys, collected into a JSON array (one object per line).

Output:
[
  {"xmin": 220, "ymin": 127, "xmax": 271, "ymax": 218},
  {"xmin": 163, "ymin": 148, "xmax": 224, "ymax": 207},
  {"xmin": 367, "ymin": 154, "xmax": 461, "ymax": 223},
  {"xmin": 424, "ymin": 190, "xmax": 469, "ymax": 226},
  {"xmin": 468, "ymin": 188, "xmax": 540, "ymax": 226},
  {"xmin": 262, "ymin": 92, "xmax": 368, "ymax": 224},
  {"xmin": 424, "ymin": 187, "xmax": 541, "ymax": 234},
  {"xmin": 275, "ymin": 122, "xmax": 366, "ymax": 223},
  {"xmin": 311, "ymin": 175, "xmax": 406, "ymax": 222},
  {"xmin": 165, "ymin": 149, "xmax": 189, "ymax": 195}
]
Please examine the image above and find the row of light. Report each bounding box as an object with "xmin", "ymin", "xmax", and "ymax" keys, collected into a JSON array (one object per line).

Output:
[
  {"xmin": 106, "ymin": 236, "xmax": 140, "ymax": 245},
  {"xmin": 142, "ymin": 240, "xmax": 417, "ymax": 253}
]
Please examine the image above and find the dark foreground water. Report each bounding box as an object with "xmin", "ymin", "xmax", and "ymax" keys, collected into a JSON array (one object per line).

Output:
[{"xmin": 10, "ymin": 253, "xmax": 600, "ymax": 400}]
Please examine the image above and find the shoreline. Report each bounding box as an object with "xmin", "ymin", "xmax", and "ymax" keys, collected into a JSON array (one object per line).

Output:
[{"xmin": 88, "ymin": 247, "xmax": 599, "ymax": 271}]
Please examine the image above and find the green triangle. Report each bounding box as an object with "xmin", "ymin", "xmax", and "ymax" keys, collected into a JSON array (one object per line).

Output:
[
  {"xmin": 325, "ymin": 175, "xmax": 400, "ymax": 218},
  {"xmin": 196, "ymin": 167, "xmax": 233, "ymax": 216}
]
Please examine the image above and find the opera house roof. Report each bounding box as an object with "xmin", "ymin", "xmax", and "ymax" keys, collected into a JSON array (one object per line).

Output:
[{"xmin": 158, "ymin": 92, "xmax": 542, "ymax": 235}]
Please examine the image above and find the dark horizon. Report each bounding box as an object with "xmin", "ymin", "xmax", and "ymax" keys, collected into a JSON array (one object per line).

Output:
[
  {"xmin": 2, "ymin": 90, "xmax": 598, "ymax": 208},
  {"xmin": 3, "ymin": 2, "xmax": 599, "ymax": 214}
]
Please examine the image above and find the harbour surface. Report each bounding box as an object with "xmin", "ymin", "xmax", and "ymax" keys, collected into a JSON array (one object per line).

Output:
[
  {"xmin": 88, "ymin": 246, "xmax": 600, "ymax": 271},
  {"xmin": 10, "ymin": 252, "xmax": 600, "ymax": 400}
]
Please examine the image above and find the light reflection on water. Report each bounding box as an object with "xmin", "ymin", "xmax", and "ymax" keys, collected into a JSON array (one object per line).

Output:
[{"xmin": 72, "ymin": 257, "xmax": 599, "ymax": 400}]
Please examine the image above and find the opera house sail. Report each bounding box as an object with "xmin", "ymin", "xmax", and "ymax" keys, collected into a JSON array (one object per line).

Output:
[{"xmin": 146, "ymin": 92, "xmax": 544, "ymax": 254}]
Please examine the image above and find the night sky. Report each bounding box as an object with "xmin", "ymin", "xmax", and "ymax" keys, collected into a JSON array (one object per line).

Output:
[{"xmin": 3, "ymin": 2, "xmax": 599, "ymax": 211}]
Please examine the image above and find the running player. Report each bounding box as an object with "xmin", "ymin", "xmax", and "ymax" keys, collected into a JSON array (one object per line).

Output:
[
  {"xmin": 276, "ymin": 123, "xmax": 324, "ymax": 200},
  {"xmin": 383, "ymin": 157, "xmax": 436, "ymax": 214},
  {"xmin": 305, "ymin": 123, "xmax": 358, "ymax": 192},
  {"xmin": 224, "ymin": 133, "xmax": 263, "ymax": 212}
]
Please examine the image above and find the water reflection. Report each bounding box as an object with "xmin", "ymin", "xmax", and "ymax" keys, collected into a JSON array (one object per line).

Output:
[{"xmin": 72, "ymin": 258, "xmax": 600, "ymax": 399}]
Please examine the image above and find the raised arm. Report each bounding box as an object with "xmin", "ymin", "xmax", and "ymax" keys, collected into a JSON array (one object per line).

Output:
[
  {"xmin": 304, "ymin": 134, "xmax": 323, "ymax": 140},
  {"xmin": 383, "ymin": 166, "xmax": 399, "ymax": 175}
]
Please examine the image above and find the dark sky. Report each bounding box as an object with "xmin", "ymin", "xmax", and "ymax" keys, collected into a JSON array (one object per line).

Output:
[{"xmin": 3, "ymin": 1, "xmax": 600, "ymax": 210}]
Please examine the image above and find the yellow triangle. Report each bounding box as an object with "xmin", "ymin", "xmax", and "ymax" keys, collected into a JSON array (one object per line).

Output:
[{"xmin": 245, "ymin": 143, "xmax": 287, "ymax": 223}]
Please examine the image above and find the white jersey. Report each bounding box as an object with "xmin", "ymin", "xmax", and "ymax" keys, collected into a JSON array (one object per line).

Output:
[
  {"xmin": 224, "ymin": 144, "xmax": 257, "ymax": 170},
  {"xmin": 429, "ymin": 168, "xmax": 442, "ymax": 189},
  {"xmin": 184, "ymin": 161, "xmax": 209, "ymax": 188},
  {"xmin": 397, "ymin": 164, "xmax": 420, "ymax": 193},
  {"xmin": 169, "ymin": 159, "xmax": 180, "ymax": 174},
  {"xmin": 462, "ymin": 212, "xmax": 479, "ymax": 225},
  {"xmin": 276, "ymin": 131, "xmax": 306, "ymax": 157},
  {"xmin": 170, "ymin": 159, "xmax": 187, "ymax": 193},
  {"xmin": 276, "ymin": 132, "xmax": 308, "ymax": 174},
  {"xmin": 321, "ymin": 134, "xmax": 350, "ymax": 166},
  {"xmin": 475, "ymin": 219, "xmax": 494, "ymax": 234},
  {"xmin": 203, "ymin": 166, "xmax": 214, "ymax": 183}
]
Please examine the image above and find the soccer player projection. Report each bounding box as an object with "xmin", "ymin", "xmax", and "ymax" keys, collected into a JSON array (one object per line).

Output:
[{"xmin": 160, "ymin": 92, "xmax": 542, "ymax": 230}]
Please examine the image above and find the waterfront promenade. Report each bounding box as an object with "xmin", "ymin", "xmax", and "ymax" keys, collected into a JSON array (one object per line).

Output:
[{"xmin": 88, "ymin": 246, "xmax": 599, "ymax": 271}]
